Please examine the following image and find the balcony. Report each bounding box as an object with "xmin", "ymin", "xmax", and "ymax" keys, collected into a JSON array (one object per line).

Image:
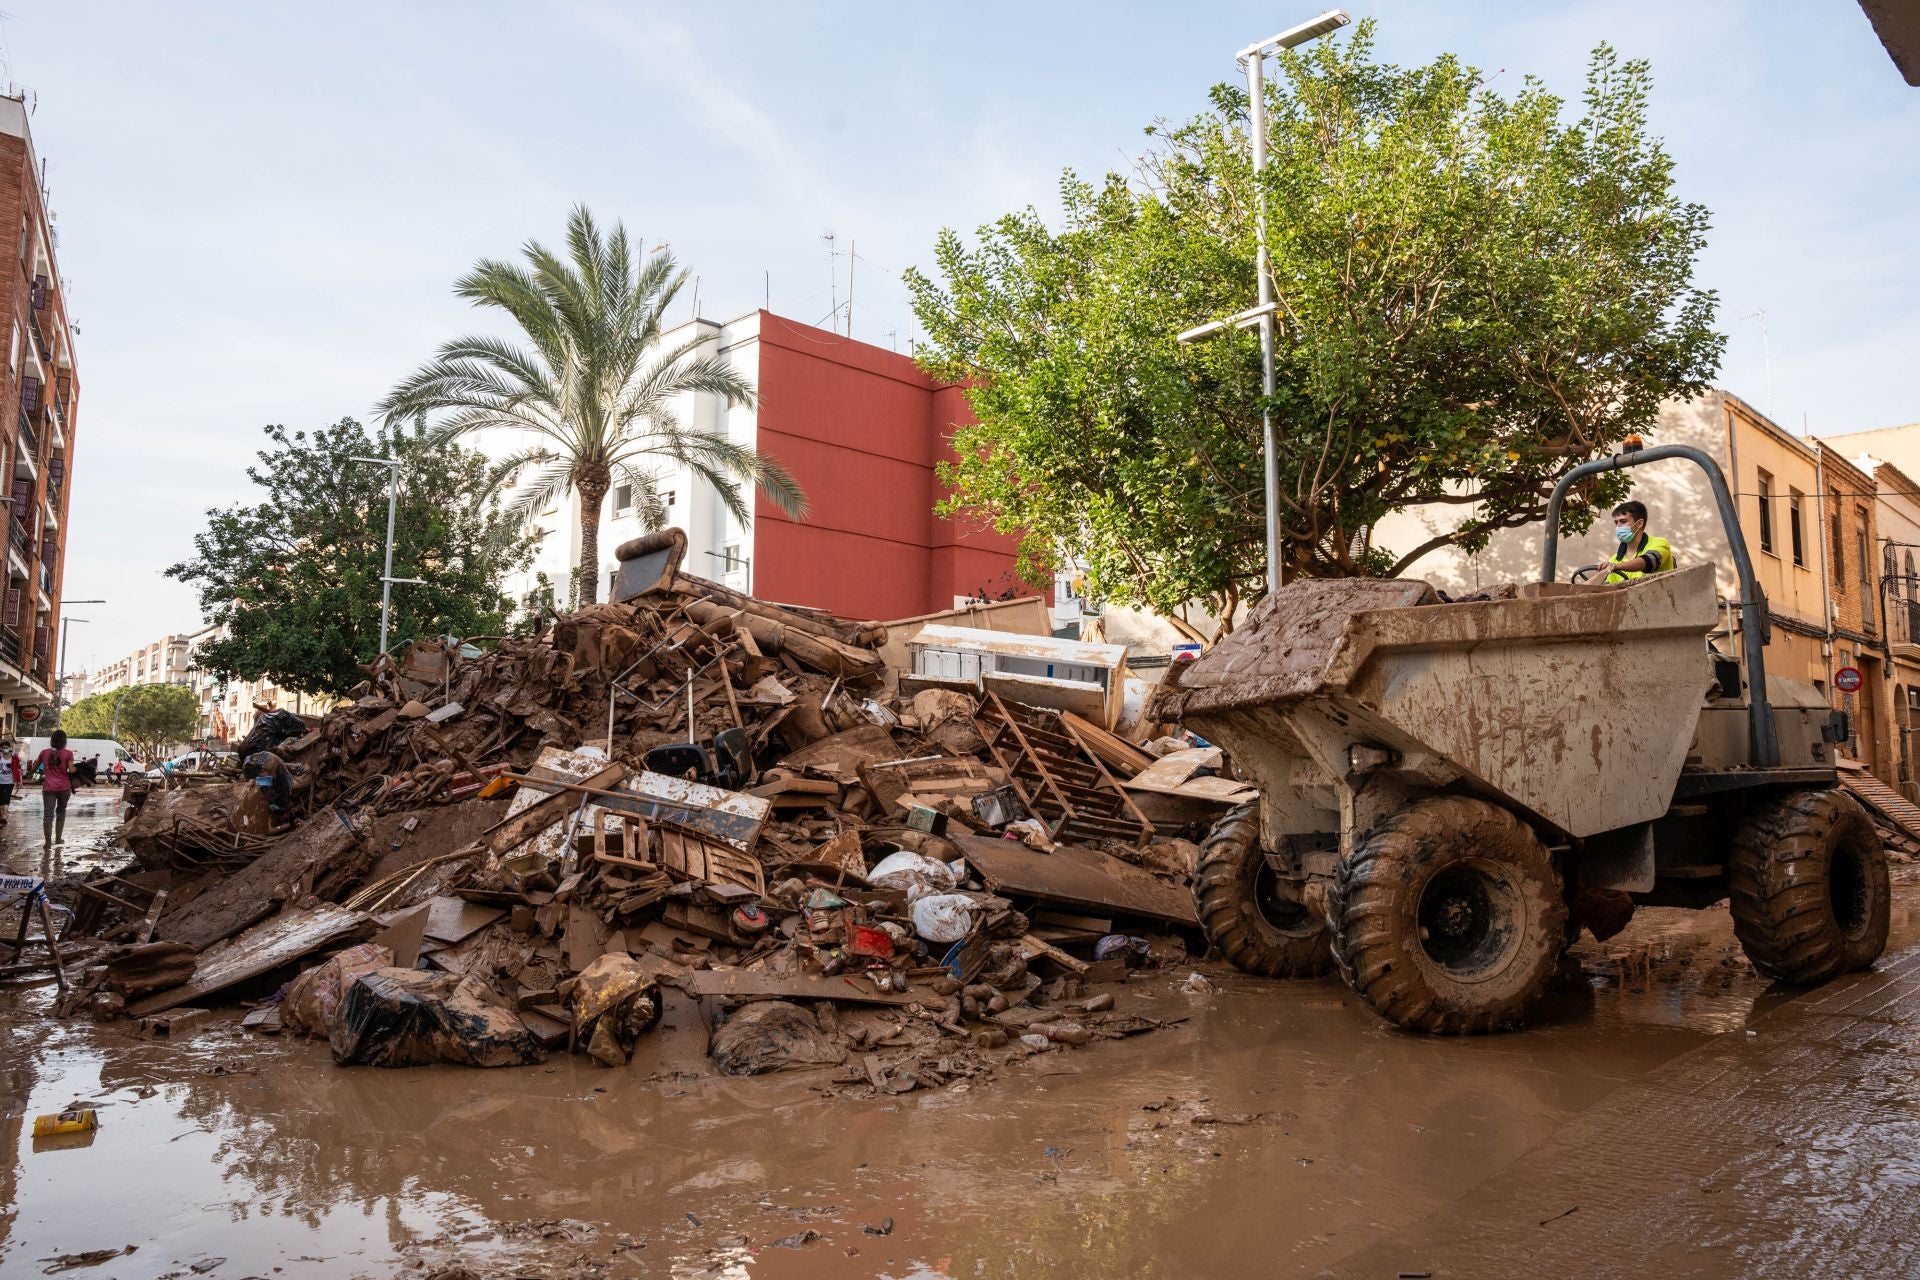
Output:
[
  {"xmin": 0, "ymin": 626, "xmax": 18, "ymax": 667},
  {"xmin": 43, "ymin": 398, "xmax": 65, "ymax": 451},
  {"xmin": 15, "ymin": 411, "xmax": 38, "ymax": 478}
]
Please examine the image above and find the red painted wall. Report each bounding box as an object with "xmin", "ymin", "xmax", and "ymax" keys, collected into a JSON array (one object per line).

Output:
[{"xmin": 750, "ymin": 312, "xmax": 1046, "ymax": 620}]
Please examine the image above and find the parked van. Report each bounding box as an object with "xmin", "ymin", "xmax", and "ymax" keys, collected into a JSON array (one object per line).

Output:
[{"xmin": 20, "ymin": 737, "xmax": 146, "ymax": 780}]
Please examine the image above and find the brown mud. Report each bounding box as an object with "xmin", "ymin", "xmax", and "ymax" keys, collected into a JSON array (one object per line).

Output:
[{"xmin": 8, "ymin": 789, "xmax": 1920, "ymax": 1279}]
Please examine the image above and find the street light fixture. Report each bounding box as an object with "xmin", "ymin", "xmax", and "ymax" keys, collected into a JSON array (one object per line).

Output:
[
  {"xmin": 1179, "ymin": 9, "xmax": 1350, "ymax": 597},
  {"xmin": 55, "ymin": 598, "xmax": 106, "ymax": 708},
  {"xmin": 349, "ymin": 456, "xmax": 427, "ymax": 658}
]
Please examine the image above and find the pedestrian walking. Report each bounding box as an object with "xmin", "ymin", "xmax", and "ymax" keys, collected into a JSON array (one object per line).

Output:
[
  {"xmin": 0, "ymin": 739, "xmax": 19, "ymax": 822},
  {"xmin": 35, "ymin": 728, "xmax": 75, "ymax": 849}
]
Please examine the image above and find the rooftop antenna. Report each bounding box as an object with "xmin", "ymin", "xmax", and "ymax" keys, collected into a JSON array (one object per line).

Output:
[
  {"xmin": 846, "ymin": 238, "xmax": 856, "ymax": 339},
  {"xmin": 821, "ymin": 231, "xmax": 839, "ymax": 332},
  {"xmin": 1741, "ymin": 309, "xmax": 1774, "ymax": 422}
]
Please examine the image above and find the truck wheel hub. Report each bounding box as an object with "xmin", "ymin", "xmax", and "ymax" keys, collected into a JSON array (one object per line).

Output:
[{"xmin": 1417, "ymin": 862, "xmax": 1519, "ymax": 979}]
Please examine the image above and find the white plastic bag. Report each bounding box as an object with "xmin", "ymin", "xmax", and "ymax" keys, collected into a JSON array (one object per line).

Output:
[
  {"xmin": 866, "ymin": 850, "xmax": 959, "ymax": 896},
  {"xmin": 910, "ymin": 893, "xmax": 979, "ymax": 944}
]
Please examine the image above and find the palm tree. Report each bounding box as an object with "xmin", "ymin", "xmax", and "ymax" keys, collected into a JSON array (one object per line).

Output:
[{"xmin": 378, "ymin": 205, "xmax": 807, "ymax": 605}]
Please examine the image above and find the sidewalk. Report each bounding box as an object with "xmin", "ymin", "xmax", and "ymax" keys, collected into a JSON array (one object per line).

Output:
[{"xmin": 1328, "ymin": 945, "xmax": 1920, "ymax": 1278}]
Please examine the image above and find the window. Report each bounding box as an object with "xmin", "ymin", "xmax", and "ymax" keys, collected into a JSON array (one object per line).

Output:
[
  {"xmin": 612, "ymin": 483, "xmax": 633, "ymax": 515},
  {"xmin": 1831, "ymin": 491, "xmax": 1845, "ymax": 592},
  {"xmin": 721, "ymin": 543, "xmax": 744, "ymax": 573},
  {"xmin": 1857, "ymin": 510, "xmax": 1871, "ymax": 587},
  {"xmin": 1756, "ymin": 470, "xmax": 1774, "ymax": 553},
  {"xmin": 662, "ymin": 490, "xmax": 676, "ymax": 508},
  {"xmin": 1789, "ymin": 490, "xmax": 1805, "ymax": 566}
]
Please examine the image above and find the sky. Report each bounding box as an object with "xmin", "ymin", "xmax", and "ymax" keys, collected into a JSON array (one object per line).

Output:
[{"xmin": 5, "ymin": 0, "xmax": 1917, "ymax": 669}]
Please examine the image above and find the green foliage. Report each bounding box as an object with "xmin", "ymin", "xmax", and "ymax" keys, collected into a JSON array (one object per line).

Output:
[
  {"xmin": 166, "ymin": 417, "xmax": 536, "ymax": 696},
  {"xmin": 378, "ymin": 205, "xmax": 808, "ymax": 604},
  {"xmin": 906, "ymin": 27, "xmax": 1722, "ymax": 625},
  {"xmin": 59, "ymin": 683, "xmax": 199, "ymax": 761}
]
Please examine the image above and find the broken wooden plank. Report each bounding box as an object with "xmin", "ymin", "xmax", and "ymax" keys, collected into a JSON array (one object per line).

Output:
[
  {"xmin": 953, "ymin": 833, "xmax": 1197, "ymax": 927},
  {"xmin": 1059, "ymin": 712, "xmax": 1155, "ymax": 779},
  {"xmin": 154, "ymin": 810, "xmax": 369, "ymax": 952},
  {"xmin": 421, "ymin": 895, "xmax": 504, "ymax": 946},
  {"xmin": 564, "ymin": 903, "xmax": 609, "ymax": 972},
  {"xmin": 129, "ymin": 906, "xmax": 374, "ymax": 1017},
  {"xmin": 1017, "ymin": 932, "xmax": 1089, "ymax": 975},
  {"xmin": 373, "ymin": 904, "xmax": 430, "ymax": 969},
  {"xmin": 1123, "ymin": 747, "xmax": 1257, "ymax": 804}
]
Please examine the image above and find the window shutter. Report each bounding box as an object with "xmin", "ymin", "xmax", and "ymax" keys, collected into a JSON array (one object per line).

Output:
[{"xmin": 5, "ymin": 588, "xmax": 19, "ymax": 625}]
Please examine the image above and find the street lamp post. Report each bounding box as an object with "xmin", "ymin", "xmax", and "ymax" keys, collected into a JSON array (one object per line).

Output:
[
  {"xmin": 55, "ymin": 598, "xmax": 105, "ymax": 709},
  {"xmin": 1178, "ymin": 10, "xmax": 1350, "ymax": 597},
  {"xmin": 349, "ymin": 456, "xmax": 427, "ymax": 658}
]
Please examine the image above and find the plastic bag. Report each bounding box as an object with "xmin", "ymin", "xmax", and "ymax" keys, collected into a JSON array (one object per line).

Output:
[
  {"xmin": 910, "ymin": 893, "xmax": 980, "ymax": 944},
  {"xmin": 284, "ymin": 942, "xmax": 392, "ymax": 1038},
  {"xmin": 330, "ymin": 968, "xmax": 544, "ymax": 1068},
  {"xmin": 561, "ymin": 954, "xmax": 661, "ymax": 1067},
  {"xmin": 709, "ymin": 1001, "xmax": 846, "ymax": 1076},
  {"xmin": 866, "ymin": 850, "xmax": 958, "ymax": 897}
]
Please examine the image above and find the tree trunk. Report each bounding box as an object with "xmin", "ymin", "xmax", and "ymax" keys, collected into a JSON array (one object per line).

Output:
[{"xmin": 575, "ymin": 471, "xmax": 611, "ymax": 606}]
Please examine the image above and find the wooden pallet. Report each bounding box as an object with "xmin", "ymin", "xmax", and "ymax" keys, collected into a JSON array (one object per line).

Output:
[{"xmin": 974, "ymin": 693, "xmax": 1155, "ymax": 846}]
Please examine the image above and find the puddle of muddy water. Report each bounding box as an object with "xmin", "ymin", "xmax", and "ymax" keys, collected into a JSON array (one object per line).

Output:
[{"xmin": 7, "ymin": 805, "xmax": 1919, "ymax": 1279}]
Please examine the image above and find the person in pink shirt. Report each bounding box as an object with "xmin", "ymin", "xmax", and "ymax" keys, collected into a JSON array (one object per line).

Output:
[{"xmin": 36, "ymin": 728, "xmax": 73, "ymax": 848}]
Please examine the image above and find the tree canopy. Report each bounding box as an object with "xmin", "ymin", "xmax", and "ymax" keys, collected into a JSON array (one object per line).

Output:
[
  {"xmin": 167, "ymin": 417, "xmax": 536, "ymax": 695},
  {"xmin": 59, "ymin": 683, "xmax": 199, "ymax": 762},
  {"xmin": 906, "ymin": 28, "xmax": 1722, "ymax": 629},
  {"xmin": 377, "ymin": 205, "xmax": 807, "ymax": 605}
]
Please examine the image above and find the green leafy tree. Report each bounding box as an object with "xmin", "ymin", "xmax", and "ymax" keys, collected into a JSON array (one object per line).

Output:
[
  {"xmin": 377, "ymin": 205, "xmax": 808, "ymax": 605},
  {"xmin": 167, "ymin": 417, "xmax": 537, "ymax": 695},
  {"xmin": 58, "ymin": 683, "xmax": 199, "ymax": 761},
  {"xmin": 906, "ymin": 28, "xmax": 1722, "ymax": 631}
]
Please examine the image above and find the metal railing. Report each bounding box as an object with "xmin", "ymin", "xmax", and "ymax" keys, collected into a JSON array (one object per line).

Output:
[
  {"xmin": 10, "ymin": 516, "xmax": 31, "ymax": 561},
  {"xmin": 17, "ymin": 409, "xmax": 38, "ymax": 460},
  {"xmin": 0, "ymin": 627, "xmax": 19, "ymax": 666}
]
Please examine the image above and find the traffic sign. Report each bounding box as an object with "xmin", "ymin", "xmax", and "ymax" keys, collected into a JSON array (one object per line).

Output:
[{"xmin": 1834, "ymin": 666, "xmax": 1863, "ymax": 693}]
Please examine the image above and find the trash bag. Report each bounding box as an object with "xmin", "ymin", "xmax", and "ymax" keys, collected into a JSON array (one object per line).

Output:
[
  {"xmin": 866, "ymin": 850, "xmax": 958, "ymax": 897},
  {"xmin": 561, "ymin": 954, "xmax": 662, "ymax": 1067},
  {"xmin": 910, "ymin": 893, "xmax": 980, "ymax": 944},
  {"xmin": 331, "ymin": 968, "xmax": 544, "ymax": 1068},
  {"xmin": 284, "ymin": 942, "xmax": 392, "ymax": 1038},
  {"xmin": 237, "ymin": 709, "xmax": 310, "ymax": 759},
  {"xmin": 709, "ymin": 1001, "xmax": 846, "ymax": 1076}
]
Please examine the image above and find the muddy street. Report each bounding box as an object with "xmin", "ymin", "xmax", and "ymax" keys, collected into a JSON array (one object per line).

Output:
[{"xmin": 6, "ymin": 784, "xmax": 1919, "ymax": 1279}]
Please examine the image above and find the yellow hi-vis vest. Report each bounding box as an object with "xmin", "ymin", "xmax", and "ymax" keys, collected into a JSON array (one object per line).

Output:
[{"xmin": 1605, "ymin": 533, "xmax": 1675, "ymax": 583}]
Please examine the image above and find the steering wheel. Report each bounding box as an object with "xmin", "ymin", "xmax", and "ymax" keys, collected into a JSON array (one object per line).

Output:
[{"xmin": 1570, "ymin": 565, "xmax": 1607, "ymax": 585}]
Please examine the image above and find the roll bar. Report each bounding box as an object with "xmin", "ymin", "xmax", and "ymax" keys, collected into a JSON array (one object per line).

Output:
[{"xmin": 1540, "ymin": 444, "xmax": 1778, "ymax": 768}]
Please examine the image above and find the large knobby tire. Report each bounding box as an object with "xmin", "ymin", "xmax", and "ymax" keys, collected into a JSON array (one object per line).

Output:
[
  {"xmin": 1332, "ymin": 796, "xmax": 1567, "ymax": 1035},
  {"xmin": 1192, "ymin": 801, "xmax": 1334, "ymax": 978},
  {"xmin": 1729, "ymin": 788, "xmax": 1889, "ymax": 983}
]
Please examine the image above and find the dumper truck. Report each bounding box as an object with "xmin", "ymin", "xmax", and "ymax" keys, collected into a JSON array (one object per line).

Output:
[{"xmin": 1150, "ymin": 445, "xmax": 1889, "ymax": 1034}]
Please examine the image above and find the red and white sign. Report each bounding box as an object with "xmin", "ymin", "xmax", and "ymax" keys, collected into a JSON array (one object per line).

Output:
[{"xmin": 1834, "ymin": 666, "xmax": 1864, "ymax": 693}]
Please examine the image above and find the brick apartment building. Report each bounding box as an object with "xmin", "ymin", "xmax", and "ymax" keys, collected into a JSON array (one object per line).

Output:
[
  {"xmin": 507, "ymin": 309, "xmax": 1044, "ymax": 622},
  {"xmin": 0, "ymin": 93, "xmax": 77, "ymax": 737}
]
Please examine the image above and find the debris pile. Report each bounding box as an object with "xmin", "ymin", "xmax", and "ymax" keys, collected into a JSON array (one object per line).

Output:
[{"xmin": 23, "ymin": 539, "xmax": 1248, "ymax": 1093}]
